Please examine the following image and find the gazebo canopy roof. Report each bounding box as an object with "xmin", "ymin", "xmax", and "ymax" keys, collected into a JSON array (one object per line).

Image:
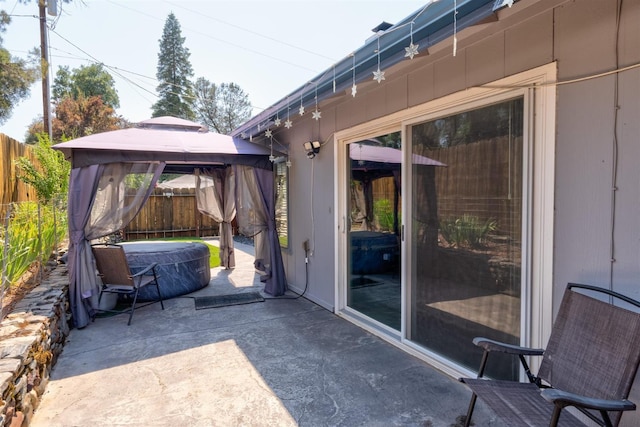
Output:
[{"xmin": 53, "ymin": 117, "xmax": 278, "ymax": 171}]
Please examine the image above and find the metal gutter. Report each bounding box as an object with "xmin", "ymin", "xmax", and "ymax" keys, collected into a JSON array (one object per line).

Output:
[{"xmin": 232, "ymin": 0, "xmax": 518, "ymax": 141}]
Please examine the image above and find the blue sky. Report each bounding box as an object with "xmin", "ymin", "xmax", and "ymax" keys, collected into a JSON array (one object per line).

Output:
[{"xmin": 1, "ymin": 0, "xmax": 427, "ymax": 140}]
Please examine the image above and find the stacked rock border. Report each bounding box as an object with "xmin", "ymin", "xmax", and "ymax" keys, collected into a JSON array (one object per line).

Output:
[{"xmin": 0, "ymin": 266, "xmax": 70, "ymax": 426}]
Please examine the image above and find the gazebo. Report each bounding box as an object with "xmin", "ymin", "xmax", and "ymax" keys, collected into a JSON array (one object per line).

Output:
[{"xmin": 53, "ymin": 116, "xmax": 286, "ymax": 328}]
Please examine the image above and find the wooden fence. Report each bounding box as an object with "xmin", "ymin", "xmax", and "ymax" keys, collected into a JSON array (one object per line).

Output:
[
  {"xmin": 123, "ymin": 187, "xmax": 220, "ymax": 240},
  {"xmin": 370, "ymin": 136, "xmax": 522, "ymax": 238},
  {"xmin": 0, "ymin": 134, "xmax": 38, "ymax": 217}
]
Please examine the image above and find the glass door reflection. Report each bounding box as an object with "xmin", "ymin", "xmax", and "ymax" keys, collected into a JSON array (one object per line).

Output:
[{"xmin": 347, "ymin": 133, "xmax": 402, "ymax": 330}]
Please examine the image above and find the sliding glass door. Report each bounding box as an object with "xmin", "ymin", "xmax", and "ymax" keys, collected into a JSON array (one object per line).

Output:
[
  {"xmin": 346, "ymin": 132, "xmax": 402, "ymax": 330},
  {"xmin": 408, "ymin": 97, "xmax": 524, "ymax": 380},
  {"xmin": 337, "ymin": 66, "xmax": 556, "ymax": 381}
]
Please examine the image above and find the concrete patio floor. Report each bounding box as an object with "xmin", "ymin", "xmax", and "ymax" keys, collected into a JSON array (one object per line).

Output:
[{"xmin": 31, "ymin": 238, "xmax": 504, "ymax": 427}]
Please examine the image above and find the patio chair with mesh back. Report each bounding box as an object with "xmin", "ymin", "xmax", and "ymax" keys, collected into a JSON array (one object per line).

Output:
[
  {"xmin": 460, "ymin": 283, "xmax": 640, "ymax": 427},
  {"xmin": 91, "ymin": 244, "xmax": 165, "ymax": 326}
]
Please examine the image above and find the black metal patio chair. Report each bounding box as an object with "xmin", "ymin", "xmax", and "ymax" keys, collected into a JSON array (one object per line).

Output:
[
  {"xmin": 460, "ymin": 283, "xmax": 640, "ymax": 427},
  {"xmin": 92, "ymin": 244, "xmax": 165, "ymax": 326}
]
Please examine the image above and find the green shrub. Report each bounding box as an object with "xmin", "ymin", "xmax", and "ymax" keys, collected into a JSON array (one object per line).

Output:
[
  {"xmin": 14, "ymin": 134, "xmax": 70, "ymax": 203},
  {"xmin": 439, "ymin": 214, "xmax": 497, "ymax": 248},
  {"xmin": 1, "ymin": 201, "xmax": 67, "ymax": 290},
  {"xmin": 373, "ymin": 199, "xmax": 399, "ymax": 232}
]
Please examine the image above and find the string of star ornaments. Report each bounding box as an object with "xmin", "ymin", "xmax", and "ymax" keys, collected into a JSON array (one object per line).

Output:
[{"xmin": 254, "ymin": 0, "xmax": 475, "ymax": 160}]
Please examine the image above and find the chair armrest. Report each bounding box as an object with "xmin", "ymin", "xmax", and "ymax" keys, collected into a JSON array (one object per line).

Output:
[
  {"xmin": 473, "ymin": 337, "xmax": 544, "ymax": 356},
  {"xmin": 542, "ymin": 388, "xmax": 636, "ymax": 412},
  {"xmin": 131, "ymin": 263, "xmax": 159, "ymax": 277}
]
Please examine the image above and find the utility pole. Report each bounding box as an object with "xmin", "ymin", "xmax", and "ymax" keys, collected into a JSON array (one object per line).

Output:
[{"xmin": 39, "ymin": 0, "xmax": 51, "ymax": 139}]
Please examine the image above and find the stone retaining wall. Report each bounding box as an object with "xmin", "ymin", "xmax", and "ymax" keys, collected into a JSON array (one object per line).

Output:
[{"xmin": 0, "ymin": 266, "xmax": 70, "ymax": 427}]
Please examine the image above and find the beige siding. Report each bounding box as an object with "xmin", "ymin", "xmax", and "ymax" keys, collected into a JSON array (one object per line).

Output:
[
  {"xmin": 433, "ymin": 54, "xmax": 467, "ymax": 99},
  {"xmin": 407, "ymin": 63, "xmax": 435, "ymax": 107},
  {"xmin": 465, "ymin": 32, "xmax": 505, "ymax": 87},
  {"xmin": 504, "ymin": 10, "xmax": 553, "ymax": 76},
  {"xmin": 554, "ymin": 0, "xmax": 617, "ymax": 79}
]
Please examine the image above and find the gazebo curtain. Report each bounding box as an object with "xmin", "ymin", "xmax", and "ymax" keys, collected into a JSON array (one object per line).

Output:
[
  {"xmin": 195, "ymin": 167, "xmax": 236, "ymax": 269},
  {"xmin": 67, "ymin": 162, "xmax": 165, "ymax": 328},
  {"xmin": 235, "ymin": 165, "xmax": 287, "ymax": 296},
  {"xmin": 351, "ymin": 180, "xmax": 374, "ymax": 231}
]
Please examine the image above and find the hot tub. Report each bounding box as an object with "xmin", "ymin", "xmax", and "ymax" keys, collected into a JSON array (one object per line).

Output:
[
  {"xmin": 351, "ymin": 231, "xmax": 399, "ymax": 275},
  {"xmin": 120, "ymin": 241, "xmax": 211, "ymax": 300}
]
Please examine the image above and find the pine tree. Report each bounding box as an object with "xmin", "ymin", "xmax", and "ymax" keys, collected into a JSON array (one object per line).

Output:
[{"xmin": 152, "ymin": 13, "xmax": 195, "ymax": 120}]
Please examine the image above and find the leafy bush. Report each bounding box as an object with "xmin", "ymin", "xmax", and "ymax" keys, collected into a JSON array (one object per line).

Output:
[
  {"xmin": 14, "ymin": 133, "xmax": 70, "ymax": 203},
  {"xmin": 1, "ymin": 201, "xmax": 67, "ymax": 290},
  {"xmin": 373, "ymin": 199, "xmax": 399, "ymax": 232},
  {"xmin": 439, "ymin": 214, "xmax": 497, "ymax": 248}
]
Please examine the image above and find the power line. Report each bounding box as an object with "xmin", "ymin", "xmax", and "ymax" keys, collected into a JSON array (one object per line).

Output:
[
  {"xmin": 11, "ymin": 0, "xmax": 351, "ymax": 120},
  {"xmin": 48, "ymin": 27, "xmax": 158, "ymax": 100},
  {"xmin": 47, "ymin": 27, "xmax": 275, "ymax": 113},
  {"xmin": 163, "ymin": 0, "xmax": 337, "ymax": 62},
  {"xmin": 105, "ymin": 0, "xmax": 323, "ymax": 74}
]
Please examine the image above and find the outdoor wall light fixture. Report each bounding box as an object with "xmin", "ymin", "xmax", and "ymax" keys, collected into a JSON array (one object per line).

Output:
[{"xmin": 304, "ymin": 141, "xmax": 321, "ymax": 159}]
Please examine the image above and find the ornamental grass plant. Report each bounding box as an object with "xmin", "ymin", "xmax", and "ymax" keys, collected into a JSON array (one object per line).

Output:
[{"xmin": 1, "ymin": 201, "xmax": 67, "ymax": 315}]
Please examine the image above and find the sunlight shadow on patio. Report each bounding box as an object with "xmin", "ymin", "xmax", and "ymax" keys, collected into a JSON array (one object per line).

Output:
[{"xmin": 33, "ymin": 339, "xmax": 297, "ymax": 426}]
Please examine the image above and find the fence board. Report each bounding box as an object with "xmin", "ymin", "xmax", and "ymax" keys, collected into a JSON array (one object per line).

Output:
[
  {"xmin": 123, "ymin": 188, "xmax": 219, "ymax": 240},
  {"xmin": 368, "ymin": 137, "xmax": 522, "ymax": 238},
  {"xmin": 0, "ymin": 134, "xmax": 38, "ymax": 217}
]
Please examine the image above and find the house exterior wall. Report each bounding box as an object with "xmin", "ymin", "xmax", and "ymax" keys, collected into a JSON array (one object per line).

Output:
[
  {"xmin": 278, "ymin": 1, "xmax": 640, "ymax": 418},
  {"xmin": 283, "ymin": 0, "xmax": 639, "ymax": 305}
]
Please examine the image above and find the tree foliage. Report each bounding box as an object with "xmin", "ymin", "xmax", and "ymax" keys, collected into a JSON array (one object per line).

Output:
[
  {"xmin": 0, "ymin": 49, "xmax": 37, "ymax": 125},
  {"xmin": 194, "ymin": 78, "xmax": 252, "ymax": 134},
  {"xmin": 14, "ymin": 133, "xmax": 70, "ymax": 203},
  {"xmin": 28, "ymin": 63, "xmax": 123, "ymax": 143},
  {"xmin": 0, "ymin": 8, "xmax": 37, "ymax": 125},
  {"xmin": 26, "ymin": 94, "xmax": 122, "ymax": 143},
  {"xmin": 152, "ymin": 13, "xmax": 195, "ymax": 120},
  {"xmin": 413, "ymin": 98, "xmax": 524, "ymax": 150},
  {"xmin": 52, "ymin": 64, "xmax": 120, "ymax": 109}
]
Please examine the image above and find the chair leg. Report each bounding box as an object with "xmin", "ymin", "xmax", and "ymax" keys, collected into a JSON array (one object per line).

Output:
[
  {"xmin": 549, "ymin": 404, "xmax": 562, "ymax": 427},
  {"xmin": 153, "ymin": 272, "xmax": 164, "ymax": 310},
  {"xmin": 128, "ymin": 289, "xmax": 140, "ymax": 326},
  {"xmin": 463, "ymin": 392, "xmax": 477, "ymax": 427},
  {"xmin": 156, "ymin": 282, "xmax": 165, "ymax": 310}
]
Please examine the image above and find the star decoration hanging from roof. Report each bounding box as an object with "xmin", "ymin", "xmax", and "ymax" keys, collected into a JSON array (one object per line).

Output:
[
  {"xmin": 274, "ymin": 118, "xmax": 281, "ymax": 127},
  {"xmin": 405, "ymin": 43, "xmax": 419, "ymax": 59},
  {"xmin": 284, "ymin": 119, "xmax": 293, "ymax": 129},
  {"xmin": 299, "ymin": 105, "xmax": 305, "ymax": 116},
  {"xmin": 312, "ymin": 110, "xmax": 322, "ymax": 120},
  {"xmin": 264, "ymin": 129, "xmax": 273, "ymax": 138},
  {"xmin": 351, "ymin": 84, "xmax": 357, "ymax": 97},
  {"xmin": 373, "ymin": 68, "xmax": 385, "ymax": 83}
]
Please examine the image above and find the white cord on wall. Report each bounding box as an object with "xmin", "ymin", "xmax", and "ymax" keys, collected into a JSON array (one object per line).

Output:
[{"xmin": 309, "ymin": 156, "xmax": 315, "ymax": 257}]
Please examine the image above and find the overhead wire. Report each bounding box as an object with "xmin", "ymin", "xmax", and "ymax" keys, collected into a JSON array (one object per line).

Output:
[
  {"xmin": 10, "ymin": 0, "xmax": 341, "ymax": 118},
  {"xmin": 106, "ymin": 0, "xmax": 323, "ymax": 74},
  {"xmin": 48, "ymin": 28, "xmax": 159, "ymax": 100},
  {"xmin": 13, "ymin": 0, "xmax": 438, "ymax": 130},
  {"xmin": 163, "ymin": 0, "xmax": 337, "ymax": 62}
]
